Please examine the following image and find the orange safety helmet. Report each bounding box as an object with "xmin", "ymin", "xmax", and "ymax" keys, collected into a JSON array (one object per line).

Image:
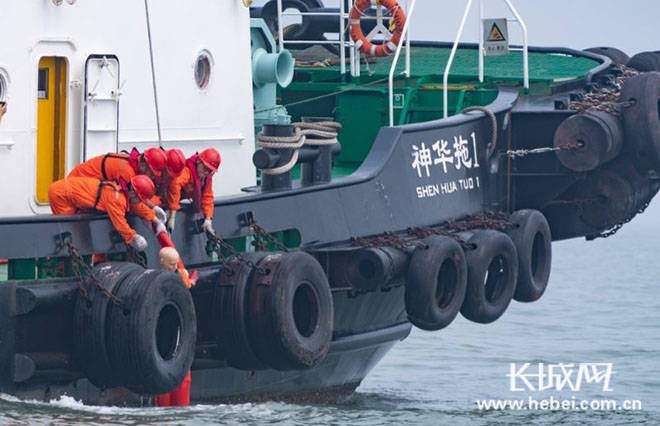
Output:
[
  {"xmin": 142, "ymin": 147, "xmax": 168, "ymax": 177},
  {"xmin": 165, "ymin": 149, "xmax": 186, "ymax": 177},
  {"xmin": 130, "ymin": 175, "xmax": 156, "ymax": 202},
  {"xmin": 199, "ymin": 148, "xmax": 221, "ymax": 172}
]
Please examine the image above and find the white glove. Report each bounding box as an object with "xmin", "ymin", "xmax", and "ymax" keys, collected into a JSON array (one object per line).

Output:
[
  {"xmin": 153, "ymin": 219, "xmax": 167, "ymax": 235},
  {"xmin": 129, "ymin": 234, "xmax": 148, "ymax": 251},
  {"xmin": 153, "ymin": 206, "xmax": 167, "ymax": 223},
  {"xmin": 166, "ymin": 210, "xmax": 177, "ymax": 233},
  {"xmin": 202, "ymin": 218, "xmax": 215, "ymax": 235}
]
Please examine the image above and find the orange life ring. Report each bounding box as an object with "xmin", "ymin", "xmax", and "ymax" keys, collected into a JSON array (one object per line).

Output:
[{"xmin": 349, "ymin": 0, "xmax": 407, "ymax": 57}]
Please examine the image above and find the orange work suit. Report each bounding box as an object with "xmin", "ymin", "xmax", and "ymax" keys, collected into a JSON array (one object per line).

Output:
[
  {"xmin": 49, "ymin": 177, "xmax": 140, "ymax": 244},
  {"xmin": 166, "ymin": 155, "xmax": 214, "ymax": 219},
  {"xmin": 68, "ymin": 153, "xmax": 157, "ymax": 221}
]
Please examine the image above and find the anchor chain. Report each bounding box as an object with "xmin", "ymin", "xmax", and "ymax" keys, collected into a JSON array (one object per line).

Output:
[
  {"xmin": 588, "ymin": 187, "xmax": 659, "ymax": 240},
  {"xmin": 65, "ymin": 241, "xmax": 123, "ymax": 306}
]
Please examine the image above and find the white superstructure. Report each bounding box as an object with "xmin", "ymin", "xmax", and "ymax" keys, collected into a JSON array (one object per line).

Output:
[{"xmin": 0, "ymin": 0, "xmax": 256, "ymax": 216}]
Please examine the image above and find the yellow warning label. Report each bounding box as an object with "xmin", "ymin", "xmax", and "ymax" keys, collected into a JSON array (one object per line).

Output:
[{"xmin": 487, "ymin": 23, "xmax": 506, "ymax": 42}]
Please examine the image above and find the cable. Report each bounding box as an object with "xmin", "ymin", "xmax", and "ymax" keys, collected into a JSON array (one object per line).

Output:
[{"xmin": 144, "ymin": 0, "xmax": 162, "ymax": 145}]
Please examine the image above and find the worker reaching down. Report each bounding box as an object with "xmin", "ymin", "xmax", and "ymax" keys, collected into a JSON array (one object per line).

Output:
[
  {"xmin": 48, "ymin": 175, "xmax": 160, "ymax": 250},
  {"xmin": 166, "ymin": 148, "xmax": 221, "ymax": 234},
  {"xmin": 68, "ymin": 147, "xmax": 168, "ymax": 223},
  {"xmin": 158, "ymin": 149, "xmax": 186, "ymax": 207}
]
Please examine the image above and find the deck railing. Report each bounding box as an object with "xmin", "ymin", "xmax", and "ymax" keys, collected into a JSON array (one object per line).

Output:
[{"xmin": 444, "ymin": 0, "xmax": 529, "ymax": 118}]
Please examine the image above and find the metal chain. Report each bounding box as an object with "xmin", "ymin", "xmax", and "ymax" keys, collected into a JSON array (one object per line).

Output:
[
  {"xmin": 65, "ymin": 242, "xmax": 123, "ymax": 306},
  {"xmin": 506, "ymin": 141, "xmax": 581, "ymax": 159},
  {"xmin": 569, "ymin": 64, "xmax": 640, "ymax": 116},
  {"xmin": 205, "ymin": 231, "xmax": 267, "ymax": 274},
  {"xmin": 126, "ymin": 246, "xmax": 148, "ymax": 268},
  {"xmin": 589, "ymin": 188, "xmax": 659, "ymax": 240},
  {"xmin": 249, "ymin": 223, "xmax": 292, "ymax": 253}
]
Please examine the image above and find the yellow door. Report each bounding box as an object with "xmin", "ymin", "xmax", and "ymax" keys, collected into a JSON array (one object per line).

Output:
[{"xmin": 36, "ymin": 57, "xmax": 67, "ymax": 204}]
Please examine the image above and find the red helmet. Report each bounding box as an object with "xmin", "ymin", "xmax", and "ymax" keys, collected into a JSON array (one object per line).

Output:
[
  {"xmin": 165, "ymin": 149, "xmax": 186, "ymax": 177},
  {"xmin": 199, "ymin": 148, "xmax": 221, "ymax": 172},
  {"xmin": 130, "ymin": 175, "xmax": 156, "ymax": 202},
  {"xmin": 142, "ymin": 147, "xmax": 167, "ymax": 177}
]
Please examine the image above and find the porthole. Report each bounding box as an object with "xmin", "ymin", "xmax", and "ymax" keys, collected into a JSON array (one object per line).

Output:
[
  {"xmin": 0, "ymin": 73, "xmax": 7, "ymax": 102},
  {"xmin": 194, "ymin": 52, "xmax": 212, "ymax": 90}
]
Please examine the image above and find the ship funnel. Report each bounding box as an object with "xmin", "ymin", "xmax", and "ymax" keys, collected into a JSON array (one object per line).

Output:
[{"xmin": 252, "ymin": 48, "xmax": 294, "ymax": 88}]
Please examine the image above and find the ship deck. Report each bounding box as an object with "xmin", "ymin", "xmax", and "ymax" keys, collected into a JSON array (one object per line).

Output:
[{"xmin": 282, "ymin": 42, "xmax": 605, "ymax": 177}]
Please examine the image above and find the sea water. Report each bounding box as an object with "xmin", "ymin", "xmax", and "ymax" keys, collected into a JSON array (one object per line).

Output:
[{"xmin": 1, "ymin": 200, "xmax": 659, "ymax": 425}]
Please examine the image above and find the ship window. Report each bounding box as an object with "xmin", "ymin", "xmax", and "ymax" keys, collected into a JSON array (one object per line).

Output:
[
  {"xmin": 194, "ymin": 52, "xmax": 212, "ymax": 90},
  {"xmin": 0, "ymin": 74, "xmax": 6, "ymax": 101},
  {"xmin": 38, "ymin": 68, "xmax": 49, "ymax": 99}
]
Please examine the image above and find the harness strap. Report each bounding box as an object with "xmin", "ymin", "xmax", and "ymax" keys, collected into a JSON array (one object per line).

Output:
[
  {"xmin": 100, "ymin": 154, "xmax": 129, "ymax": 181},
  {"xmin": 94, "ymin": 181, "xmax": 121, "ymax": 209}
]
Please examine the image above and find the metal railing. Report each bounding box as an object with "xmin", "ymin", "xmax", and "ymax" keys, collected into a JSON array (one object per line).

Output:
[
  {"xmin": 445, "ymin": 0, "xmax": 529, "ymax": 118},
  {"xmin": 388, "ymin": 0, "xmax": 417, "ymax": 126}
]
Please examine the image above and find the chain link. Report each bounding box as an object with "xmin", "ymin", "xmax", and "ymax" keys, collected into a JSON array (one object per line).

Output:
[
  {"xmin": 569, "ymin": 64, "xmax": 640, "ymax": 116},
  {"xmin": 65, "ymin": 241, "xmax": 123, "ymax": 306},
  {"xmin": 205, "ymin": 231, "xmax": 267, "ymax": 274},
  {"xmin": 249, "ymin": 223, "xmax": 292, "ymax": 253},
  {"xmin": 126, "ymin": 246, "xmax": 148, "ymax": 268},
  {"xmin": 589, "ymin": 188, "xmax": 658, "ymax": 240},
  {"xmin": 506, "ymin": 140, "xmax": 581, "ymax": 159}
]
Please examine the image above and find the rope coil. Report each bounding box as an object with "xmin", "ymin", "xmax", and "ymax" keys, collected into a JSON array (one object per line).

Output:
[{"xmin": 257, "ymin": 121, "xmax": 342, "ymax": 175}]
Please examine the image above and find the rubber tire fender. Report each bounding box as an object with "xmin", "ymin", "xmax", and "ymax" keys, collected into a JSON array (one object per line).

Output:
[
  {"xmin": 73, "ymin": 262, "xmax": 143, "ymax": 389},
  {"xmin": 248, "ymin": 251, "xmax": 333, "ymax": 371},
  {"xmin": 627, "ymin": 52, "xmax": 660, "ymax": 72},
  {"xmin": 583, "ymin": 47, "xmax": 629, "ymax": 65},
  {"xmin": 461, "ymin": 230, "xmax": 518, "ymax": 324},
  {"xmin": 619, "ymin": 71, "xmax": 660, "ymax": 173},
  {"xmin": 405, "ymin": 236, "xmax": 467, "ymax": 331},
  {"xmin": 505, "ymin": 210, "xmax": 552, "ymax": 302},
  {"xmin": 108, "ymin": 269, "xmax": 197, "ymax": 394},
  {"xmin": 214, "ymin": 252, "xmax": 270, "ymax": 370}
]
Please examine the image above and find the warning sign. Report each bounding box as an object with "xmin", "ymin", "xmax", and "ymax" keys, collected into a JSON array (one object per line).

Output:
[{"xmin": 483, "ymin": 18, "xmax": 509, "ymax": 56}]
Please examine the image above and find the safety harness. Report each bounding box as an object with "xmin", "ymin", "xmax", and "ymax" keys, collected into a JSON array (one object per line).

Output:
[{"xmin": 93, "ymin": 179, "xmax": 130, "ymax": 212}]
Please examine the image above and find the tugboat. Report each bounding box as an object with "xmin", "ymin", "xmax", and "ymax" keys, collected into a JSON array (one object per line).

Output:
[{"xmin": 0, "ymin": 0, "xmax": 658, "ymax": 405}]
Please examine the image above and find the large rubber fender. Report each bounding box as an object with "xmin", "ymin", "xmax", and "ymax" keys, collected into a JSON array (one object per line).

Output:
[
  {"xmin": 553, "ymin": 110, "xmax": 624, "ymax": 172},
  {"xmin": 627, "ymin": 52, "xmax": 660, "ymax": 72},
  {"xmin": 619, "ymin": 71, "xmax": 660, "ymax": 172},
  {"xmin": 405, "ymin": 236, "xmax": 467, "ymax": 331},
  {"xmin": 584, "ymin": 47, "xmax": 629, "ymax": 65},
  {"xmin": 505, "ymin": 210, "xmax": 552, "ymax": 303},
  {"xmin": 248, "ymin": 251, "xmax": 333, "ymax": 371},
  {"xmin": 72, "ymin": 262, "xmax": 142, "ymax": 389},
  {"xmin": 214, "ymin": 252, "xmax": 270, "ymax": 370},
  {"xmin": 461, "ymin": 230, "xmax": 518, "ymax": 324},
  {"xmin": 108, "ymin": 269, "xmax": 196, "ymax": 394}
]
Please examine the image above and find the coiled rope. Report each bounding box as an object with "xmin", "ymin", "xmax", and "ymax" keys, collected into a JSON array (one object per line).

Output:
[{"xmin": 257, "ymin": 121, "xmax": 342, "ymax": 175}]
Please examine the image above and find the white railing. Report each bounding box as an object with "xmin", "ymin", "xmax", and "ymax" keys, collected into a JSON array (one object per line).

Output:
[
  {"xmin": 445, "ymin": 0, "xmax": 529, "ymax": 118},
  {"xmin": 277, "ymin": 0, "xmax": 348, "ymax": 75},
  {"xmin": 388, "ymin": 0, "xmax": 417, "ymax": 126}
]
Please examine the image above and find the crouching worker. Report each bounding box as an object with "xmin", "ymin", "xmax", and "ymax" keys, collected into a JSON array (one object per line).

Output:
[
  {"xmin": 165, "ymin": 148, "xmax": 221, "ymax": 235},
  {"xmin": 48, "ymin": 175, "xmax": 158, "ymax": 250},
  {"xmin": 68, "ymin": 147, "xmax": 168, "ymax": 223}
]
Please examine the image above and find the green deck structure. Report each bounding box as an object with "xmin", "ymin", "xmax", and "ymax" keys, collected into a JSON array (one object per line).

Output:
[{"xmin": 279, "ymin": 45, "xmax": 601, "ymax": 175}]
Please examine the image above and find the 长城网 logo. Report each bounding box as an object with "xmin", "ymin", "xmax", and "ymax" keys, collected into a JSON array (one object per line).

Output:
[{"xmin": 507, "ymin": 363, "xmax": 614, "ymax": 392}]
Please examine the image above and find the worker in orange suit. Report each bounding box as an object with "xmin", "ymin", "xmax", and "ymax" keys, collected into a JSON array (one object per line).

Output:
[
  {"xmin": 158, "ymin": 149, "xmax": 187, "ymax": 207},
  {"xmin": 165, "ymin": 148, "xmax": 221, "ymax": 234},
  {"xmin": 48, "ymin": 175, "xmax": 162, "ymax": 250},
  {"xmin": 68, "ymin": 147, "xmax": 168, "ymax": 223}
]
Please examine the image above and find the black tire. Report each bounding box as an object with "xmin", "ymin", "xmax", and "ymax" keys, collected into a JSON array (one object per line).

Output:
[
  {"xmin": 405, "ymin": 236, "xmax": 467, "ymax": 331},
  {"xmin": 506, "ymin": 210, "xmax": 552, "ymax": 302},
  {"xmin": 248, "ymin": 252, "xmax": 333, "ymax": 370},
  {"xmin": 215, "ymin": 252, "xmax": 270, "ymax": 370},
  {"xmin": 461, "ymin": 230, "xmax": 518, "ymax": 324},
  {"xmin": 73, "ymin": 262, "xmax": 143, "ymax": 388},
  {"xmin": 584, "ymin": 47, "xmax": 629, "ymax": 65},
  {"xmin": 627, "ymin": 52, "xmax": 660, "ymax": 72},
  {"xmin": 619, "ymin": 71, "xmax": 660, "ymax": 173},
  {"xmin": 108, "ymin": 269, "xmax": 196, "ymax": 394}
]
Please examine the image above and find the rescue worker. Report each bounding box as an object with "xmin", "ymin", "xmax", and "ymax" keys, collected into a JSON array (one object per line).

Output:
[
  {"xmin": 165, "ymin": 148, "xmax": 221, "ymax": 234},
  {"xmin": 68, "ymin": 147, "xmax": 168, "ymax": 223},
  {"xmin": 159, "ymin": 148, "xmax": 186, "ymax": 206},
  {"xmin": 48, "ymin": 175, "xmax": 161, "ymax": 250}
]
